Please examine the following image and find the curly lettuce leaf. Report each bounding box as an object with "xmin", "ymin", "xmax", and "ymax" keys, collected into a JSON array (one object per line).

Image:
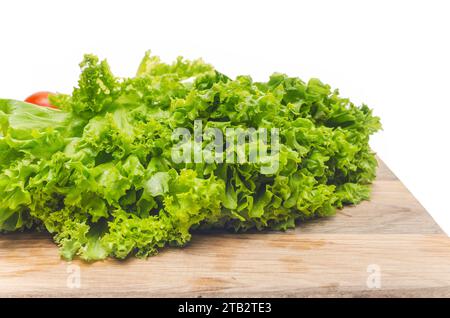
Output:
[{"xmin": 0, "ymin": 52, "xmax": 381, "ymax": 261}]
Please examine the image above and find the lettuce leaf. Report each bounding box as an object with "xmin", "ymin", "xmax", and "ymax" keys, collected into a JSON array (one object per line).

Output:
[{"xmin": 0, "ymin": 52, "xmax": 381, "ymax": 261}]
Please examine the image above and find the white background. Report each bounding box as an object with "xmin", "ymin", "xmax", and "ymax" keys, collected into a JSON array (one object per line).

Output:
[{"xmin": 1, "ymin": 0, "xmax": 449, "ymax": 234}]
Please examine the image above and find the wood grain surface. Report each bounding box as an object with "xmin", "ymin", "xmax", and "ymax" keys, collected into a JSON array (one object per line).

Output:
[{"xmin": 1, "ymin": 159, "xmax": 449, "ymax": 298}]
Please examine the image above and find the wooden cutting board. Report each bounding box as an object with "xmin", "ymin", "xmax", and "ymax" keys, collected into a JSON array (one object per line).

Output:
[{"xmin": 1, "ymin": 159, "xmax": 449, "ymax": 298}]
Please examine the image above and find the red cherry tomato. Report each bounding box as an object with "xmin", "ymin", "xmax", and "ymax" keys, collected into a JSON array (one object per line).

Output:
[{"xmin": 25, "ymin": 91, "xmax": 58, "ymax": 109}]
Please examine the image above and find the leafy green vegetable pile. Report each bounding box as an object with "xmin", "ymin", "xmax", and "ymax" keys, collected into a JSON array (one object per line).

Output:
[{"xmin": 0, "ymin": 52, "xmax": 381, "ymax": 261}]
